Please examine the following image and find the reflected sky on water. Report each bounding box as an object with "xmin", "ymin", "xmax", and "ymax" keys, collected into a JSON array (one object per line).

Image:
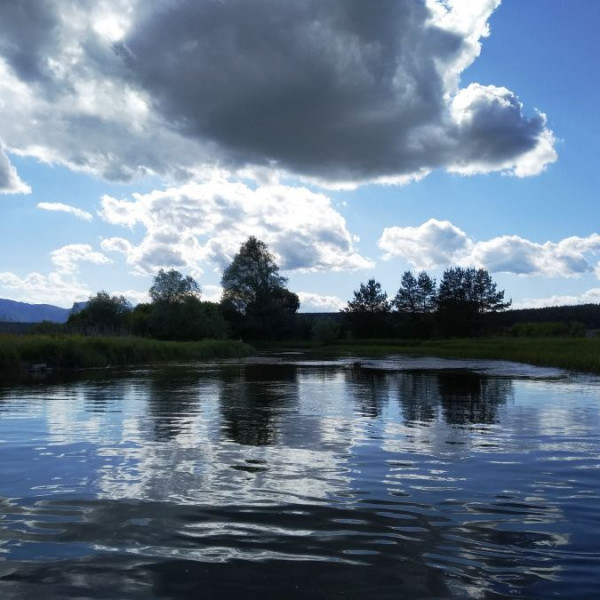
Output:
[{"xmin": 1, "ymin": 357, "xmax": 599, "ymax": 599}]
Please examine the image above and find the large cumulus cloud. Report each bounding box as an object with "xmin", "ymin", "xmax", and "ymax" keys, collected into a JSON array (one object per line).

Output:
[
  {"xmin": 99, "ymin": 180, "xmax": 372, "ymax": 276},
  {"xmin": 0, "ymin": 0, "xmax": 556, "ymax": 186}
]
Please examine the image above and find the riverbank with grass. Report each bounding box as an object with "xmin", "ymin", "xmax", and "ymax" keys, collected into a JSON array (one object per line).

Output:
[
  {"xmin": 0, "ymin": 335, "xmax": 254, "ymax": 373},
  {"xmin": 303, "ymin": 337, "xmax": 600, "ymax": 375}
]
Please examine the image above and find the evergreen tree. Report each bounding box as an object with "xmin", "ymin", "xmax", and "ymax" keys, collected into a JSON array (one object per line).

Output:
[
  {"xmin": 393, "ymin": 271, "xmax": 419, "ymax": 313},
  {"xmin": 343, "ymin": 279, "xmax": 390, "ymax": 337},
  {"xmin": 345, "ymin": 279, "xmax": 390, "ymax": 313},
  {"xmin": 394, "ymin": 271, "xmax": 437, "ymax": 314},
  {"xmin": 416, "ymin": 271, "xmax": 437, "ymax": 314},
  {"xmin": 437, "ymin": 267, "xmax": 510, "ymax": 336}
]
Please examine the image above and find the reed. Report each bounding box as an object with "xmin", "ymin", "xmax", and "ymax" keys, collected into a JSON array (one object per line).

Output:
[{"xmin": 0, "ymin": 334, "xmax": 254, "ymax": 371}]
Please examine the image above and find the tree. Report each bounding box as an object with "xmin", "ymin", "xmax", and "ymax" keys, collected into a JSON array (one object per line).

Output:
[
  {"xmin": 148, "ymin": 297, "xmax": 229, "ymax": 341},
  {"xmin": 437, "ymin": 267, "xmax": 511, "ymax": 336},
  {"xmin": 143, "ymin": 269, "xmax": 229, "ymax": 341},
  {"xmin": 471, "ymin": 268, "xmax": 511, "ymax": 314},
  {"xmin": 149, "ymin": 269, "xmax": 201, "ymax": 304},
  {"xmin": 344, "ymin": 279, "xmax": 390, "ymax": 313},
  {"xmin": 343, "ymin": 279, "xmax": 390, "ymax": 338},
  {"xmin": 393, "ymin": 271, "xmax": 437, "ymax": 338},
  {"xmin": 68, "ymin": 291, "xmax": 132, "ymax": 335},
  {"xmin": 393, "ymin": 271, "xmax": 437, "ymax": 314},
  {"xmin": 437, "ymin": 267, "xmax": 510, "ymax": 314},
  {"xmin": 393, "ymin": 271, "xmax": 419, "ymax": 313},
  {"xmin": 221, "ymin": 236, "xmax": 299, "ymax": 339},
  {"xmin": 416, "ymin": 271, "xmax": 437, "ymax": 314}
]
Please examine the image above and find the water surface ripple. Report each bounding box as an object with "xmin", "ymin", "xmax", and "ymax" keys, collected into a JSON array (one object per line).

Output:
[{"xmin": 1, "ymin": 357, "xmax": 599, "ymax": 598}]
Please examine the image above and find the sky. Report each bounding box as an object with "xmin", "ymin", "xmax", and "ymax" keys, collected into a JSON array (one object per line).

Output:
[{"xmin": 1, "ymin": 0, "xmax": 599, "ymax": 312}]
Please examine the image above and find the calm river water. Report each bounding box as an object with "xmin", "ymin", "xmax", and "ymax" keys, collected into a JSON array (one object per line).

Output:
[{"xmin": 1, "ymin": 355, "xmax": 599, "ymax": 599}]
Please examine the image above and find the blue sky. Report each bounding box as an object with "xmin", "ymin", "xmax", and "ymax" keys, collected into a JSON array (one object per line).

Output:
[{"xmin": 1, "ymin": 0, "xmax": 599, "ymax": 311}]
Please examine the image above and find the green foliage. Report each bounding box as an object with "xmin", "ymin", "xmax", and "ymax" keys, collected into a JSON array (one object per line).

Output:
[
  {"xmin": 221, "ymin": 237, "xmax": 287, "ymax": 314},
  {"xmin": 0, "ymin": 334, "xmax": 253, "ymax": 372},
  {"xmin": 509, "ymin": 321, "xmax": 586, "ymax": 337},
  {"xmin": 345, "ymin": 279, "xmax": 390, "ymax": 313},
  {"xmin": 130, "ymin": 302, "xmax": 153, "ymax": 337},
  {"xmin": 437, "ymin": 267, "xmax": 510, "ymax": 314},
  {"xmin": 392, "ymin": 271, "xmax": 437, "ymax": 338},
  {"xmin": 131, "ymin": 298, "xmax": 229, "ymax": 341},
  {"xmin": 437, "ymin": 267, "xmax": 510, "ymax": 336},
  {"xmin": 311, "ymin": 317, "xmax": 341, "ymax": 345},
  {"xmin": 28, "ymin": 321, "xmax": 65, "ymax": 335},
  {"xmin": 149, "ymin": 269, "xmax": 201, "ymax": 304},
  {"xmin": 68, "ymin": 291, "xmax": 132, "ymax": 335},
  {"xmin": 393, "ymin": 271, "xmax": 437, "ymax": 314},
  {"xmin": 343, "ymin": 279, "xmax": 391, "ymax": 338},
  {"xmin": 221, "ymin": 236, "xmax": 299, "ymax": 340}
]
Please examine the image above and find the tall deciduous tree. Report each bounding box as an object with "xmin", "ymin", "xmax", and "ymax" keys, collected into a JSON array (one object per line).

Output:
[
  {"xmin": 149, "ymin": 269, "xmax": 201, "ymax": 304},
  {"xmin": 142, "ymin": 269, "xmax": 228, "ymax": 340},
  {"xmin": 68, "ymin": 291, "xmax": 131, "ymax": 335},
  {"xmin": 221, "ymin": 236, "xmax": 299, "ymax": 339}
]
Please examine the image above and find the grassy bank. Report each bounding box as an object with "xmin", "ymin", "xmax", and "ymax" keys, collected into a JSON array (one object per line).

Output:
[
  {"xmin": 0, "ymin": 334, "xmax": 254, "ymax": 372},
  {"xmin": 307, "ymin": 337, "xmax": 600, "ymax": 375}
]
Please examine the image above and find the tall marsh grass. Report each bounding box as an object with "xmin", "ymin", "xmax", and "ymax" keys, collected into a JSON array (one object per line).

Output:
[{"xmin": 0, "ymin": 334, "xmax": 254, "ymax": 372}]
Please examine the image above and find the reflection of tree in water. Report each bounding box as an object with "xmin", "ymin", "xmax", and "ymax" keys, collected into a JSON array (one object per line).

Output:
[
  {"xmin": 394, "ymin": 370, "xmax": 513, "ymax": 426},
  {"xmin": 345, "ymin": 368, "xmax": 389, "ymax": 418},
  {"xmin": 437, "ymin": 371, "xmax": 513, "ymax": 425},
  {"xmin": 146, "ymin": 369, "xmax": 202, "ymax": 441},
  {"xmin": 396, "ymin": 372, "xmax": 439, "ymax": 423},
  {"xmin": 220, "ymin": 364, "xmax": 298, "ymax": 446}
]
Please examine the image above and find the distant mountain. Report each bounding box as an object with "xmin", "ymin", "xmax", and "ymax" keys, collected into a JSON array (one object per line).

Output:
[{"xmin": 0, "ymin": 299, "xmax": 72, "ymax": 323}]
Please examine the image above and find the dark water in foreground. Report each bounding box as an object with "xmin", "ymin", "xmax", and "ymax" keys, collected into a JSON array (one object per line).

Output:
[{"xmin": 1, "ymin": 356, "xmax": 600, "ymax": 599}]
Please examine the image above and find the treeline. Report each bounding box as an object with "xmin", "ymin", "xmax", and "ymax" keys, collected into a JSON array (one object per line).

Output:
[
  {"xmin": 65, "ymin": 236, "xmax": 300, "ymax": 342},
  {"xmin": 28, "ymin": 235, "xmax": 598, "ymax": 344},
  {"xmin": 342, "ymin": 267, "xmax": 511, "ymax": 338}
]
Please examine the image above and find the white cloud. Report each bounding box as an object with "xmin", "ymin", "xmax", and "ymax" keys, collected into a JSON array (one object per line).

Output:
[
  {"xmin": 0, "ymin": 144, "xmax": 30, "ymax": 194},
  {"xmin": 50, "ymin": 244, "xmax": 112, "ymax": 274},
  {"xmin": 202, "ymin": 285, "xmax": 223, "ymax": 303},
  {"xmin": 379, "ymin": 219, "xmax": 471, "ymax": 269},
  {"xmin": 99, "ymin": 180, "xmax": 372, "ymax": 276},
  {"xmin": 0, "ymin": 1, "xmax": 555, "ymax": 187},
  {"xmin": 37, "ymin": 202, "xmax": 93, "ymax": 221},
  {"xmin": 0, "ymin": 242, "xmax": 125, "ymax": 306},
  {"xmin": 379, "ymin": 219, "xmax": 600, "ymax": 277},
  {"xmin": 112, "ymin": 288, "xmax": 150, "ymax": 305},
  {"xmin": 297, "ymin": 292, "xmax": 346, "ymax": 312},
  {"xmin": 513, "ymin": 288, "xmax": 600, "ymax": 309},
  {"xmin": 0, "ymin": 271, "xmax": 91, "ymax": 306}
]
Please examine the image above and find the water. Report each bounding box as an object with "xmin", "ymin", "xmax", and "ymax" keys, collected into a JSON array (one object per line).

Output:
[{"xmin": 1, "ymin": 356, "xmax": 599, "ymax": 599}]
